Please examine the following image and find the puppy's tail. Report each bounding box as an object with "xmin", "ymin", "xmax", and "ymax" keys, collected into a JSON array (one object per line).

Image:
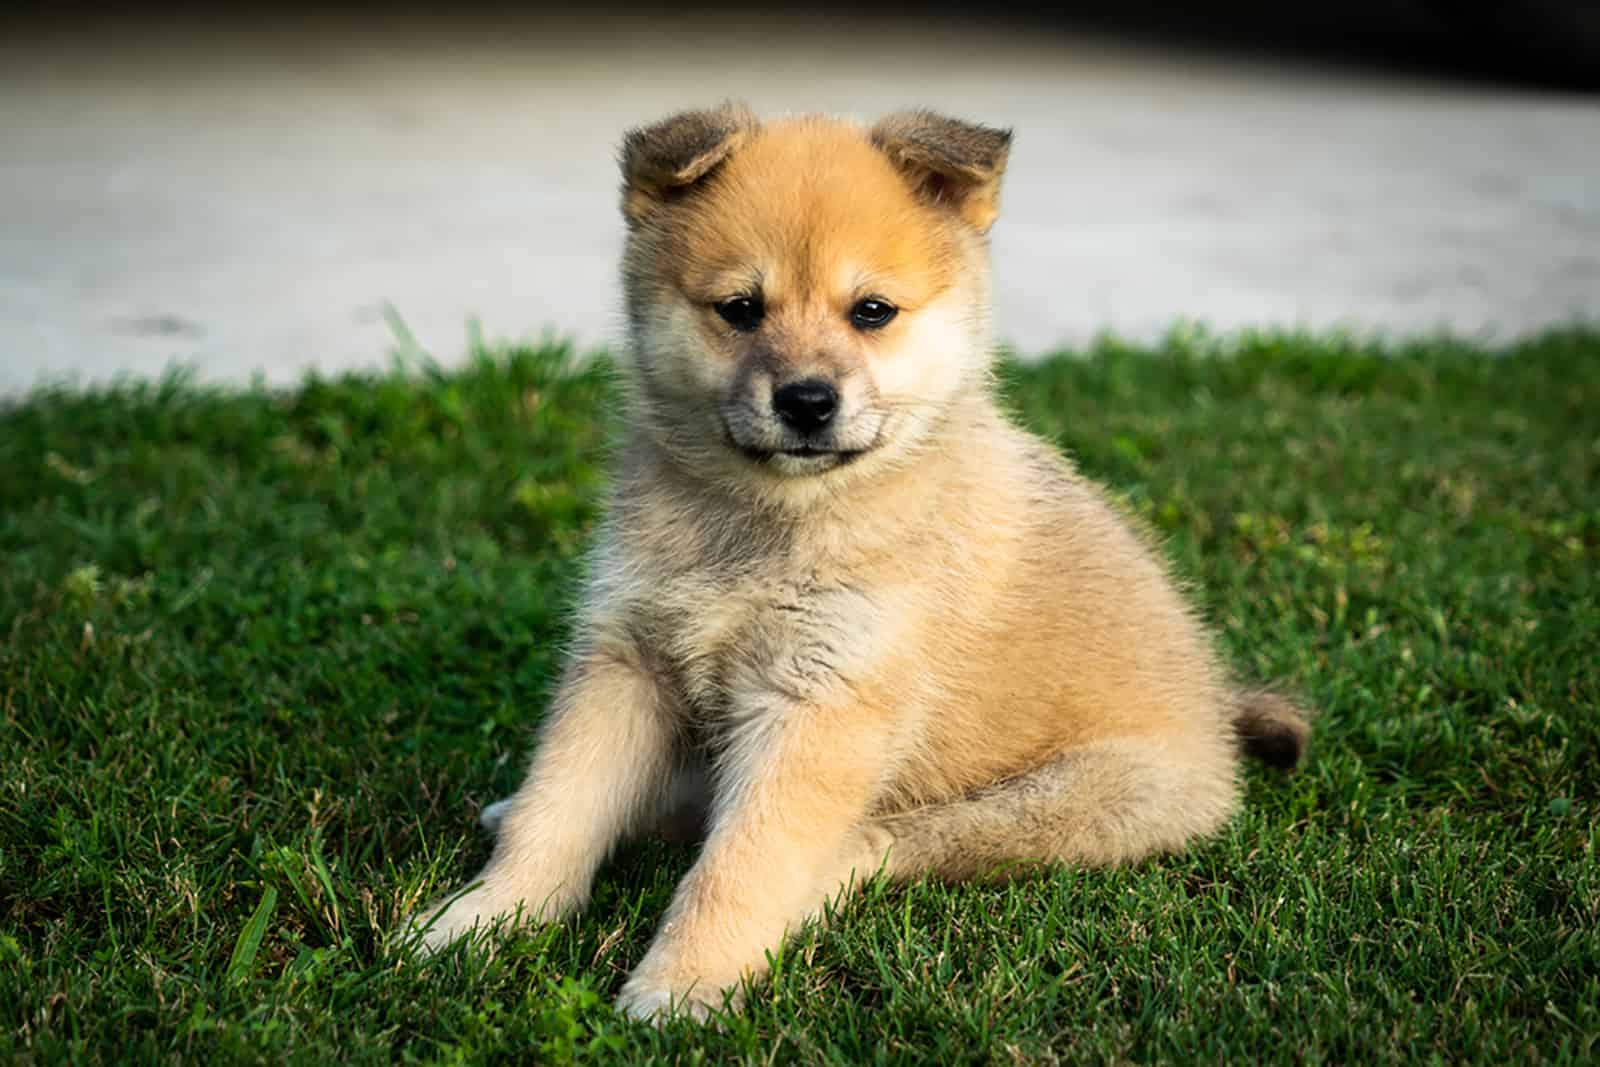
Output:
[{"xmin": 1232, "ymin": 688, "xmax": 1313, "ymax": 770}]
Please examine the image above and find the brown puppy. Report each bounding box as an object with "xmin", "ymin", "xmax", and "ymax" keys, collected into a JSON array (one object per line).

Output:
[{"xmin": 411, "ymin": 103, "xmax": 1311, "ymax": 1021}]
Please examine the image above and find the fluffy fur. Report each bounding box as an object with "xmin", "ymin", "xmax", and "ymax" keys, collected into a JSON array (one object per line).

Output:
[{"xmin": 409, "ymin": 103, "xmax": 1312, "ymax": 1022}]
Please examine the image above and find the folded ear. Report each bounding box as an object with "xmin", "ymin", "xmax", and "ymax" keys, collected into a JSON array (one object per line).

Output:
[
  {"xmin": 870, "ymin": 110, "xmax": 1012, "ymax": 233},
  {"xmin": 619, "ymin": 102, "xmax": 758, "ymax": 226}
]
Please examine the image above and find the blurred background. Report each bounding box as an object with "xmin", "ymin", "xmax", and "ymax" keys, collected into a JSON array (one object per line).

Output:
[{"xmin": 2, "ymin": 1, "xmax": 1597, "ymax": 394}]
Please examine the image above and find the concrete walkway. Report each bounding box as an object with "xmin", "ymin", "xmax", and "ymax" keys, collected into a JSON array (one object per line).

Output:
[{"xmin": 2, "ymin": 11, "xmax": 1597, "ymax": 394}]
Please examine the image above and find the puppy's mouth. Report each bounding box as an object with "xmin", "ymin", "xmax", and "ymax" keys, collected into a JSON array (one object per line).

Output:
[
  {"xmin": 735, "ymin": 443, "xmax": 868, "ymax": 468},
  {"xmin": 720, "ymin": 408, "xmax": 888, "ymax": 475}
]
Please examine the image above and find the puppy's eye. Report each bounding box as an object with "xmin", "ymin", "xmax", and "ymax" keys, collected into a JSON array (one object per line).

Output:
[
  {"xmin": 849, "ymin": 298, "xmax": 898, "ymax": 330},
  {"xmin": 714, "ymin": 296, "xmax": 765, "ymax": 333}
]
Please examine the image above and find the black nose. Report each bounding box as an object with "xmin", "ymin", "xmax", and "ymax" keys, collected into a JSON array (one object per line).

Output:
[{"xmin": 771, "ymin": 379, "xmax": 839, "ymax": 434}]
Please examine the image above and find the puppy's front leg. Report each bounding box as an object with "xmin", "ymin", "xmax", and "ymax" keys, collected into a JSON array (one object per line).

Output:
[
  {"xmin": 615, "ymin": 693, "xmax": 896, "ymax": 1021},
  {"xmin": 413, "ymin": 638, "xmax": 676, "ymax": 952}
]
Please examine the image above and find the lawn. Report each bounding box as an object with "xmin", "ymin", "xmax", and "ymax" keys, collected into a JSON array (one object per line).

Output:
[{"xmin": 2, "ymin": 329, "xmax": 1596, "ymax": 1064}]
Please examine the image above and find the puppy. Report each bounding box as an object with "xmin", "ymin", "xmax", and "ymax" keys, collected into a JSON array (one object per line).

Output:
[{"xmin": 411, "ymin": 104, "xmax": 1311, "ymax": 1021}]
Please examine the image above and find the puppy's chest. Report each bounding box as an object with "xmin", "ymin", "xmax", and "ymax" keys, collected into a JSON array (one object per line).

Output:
[{"xmin": 627, "ymin": 562, "xmax": 887, "ymax": 718}]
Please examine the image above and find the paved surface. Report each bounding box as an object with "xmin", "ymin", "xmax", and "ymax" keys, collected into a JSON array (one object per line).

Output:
[{"xmin": 2, "ymin": 11, "xmax": 1598, "ymax": 394}]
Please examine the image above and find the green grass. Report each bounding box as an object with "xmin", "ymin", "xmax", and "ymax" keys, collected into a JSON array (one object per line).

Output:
[{"xmin": 2, "ymin": 329, "xmax": 1597, "ymax": 1064}]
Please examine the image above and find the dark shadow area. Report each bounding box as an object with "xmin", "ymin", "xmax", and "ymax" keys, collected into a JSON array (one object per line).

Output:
[
  {"xmin": 4, "ymin": 0, "xmax": 1598, "ymax": 91},
  {"xmin": 997, "ymin": 0, "xmax": 1600, "ymax": 92}
]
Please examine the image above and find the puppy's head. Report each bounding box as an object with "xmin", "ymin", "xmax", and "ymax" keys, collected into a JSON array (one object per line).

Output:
[{"xmin": 618, "ymin": 103, "xmax": 1011, "ymax": 499}]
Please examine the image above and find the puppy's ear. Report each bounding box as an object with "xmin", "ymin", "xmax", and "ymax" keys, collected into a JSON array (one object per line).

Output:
[
  {"xmin": 619, "ymin": 102, "xmax": 758, "ymax": 226},
  {"xmin": 871, "ymin": 110, "xmax": 1012, "ymax": 233}
]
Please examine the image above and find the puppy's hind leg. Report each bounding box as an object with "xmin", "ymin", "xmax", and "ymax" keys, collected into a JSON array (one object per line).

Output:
[
  {"xmin": 478, "ymin": 797, "xmax": 514, "ymax": 835},
  {"xmin": 865, "ymin": 737, "xmax": 1241, "ymax": 883},
  {"xmin": 653, "ymin": 758, "xmax": 712, "ymax": 843}
]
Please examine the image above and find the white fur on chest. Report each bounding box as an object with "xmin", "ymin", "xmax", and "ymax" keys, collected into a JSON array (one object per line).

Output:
[{"xmin": 592, "ymin": 536, "xmax": 898, "ymax": 720}]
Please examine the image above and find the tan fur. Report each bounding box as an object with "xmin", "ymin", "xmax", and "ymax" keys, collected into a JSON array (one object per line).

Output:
[{"xmin": 408, "ymin": 105, "xmax": 1312, "ymax": 1022}]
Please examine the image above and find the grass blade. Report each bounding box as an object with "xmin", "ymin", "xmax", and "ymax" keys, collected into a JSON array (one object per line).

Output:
[{"xmin": 226, "ymin": 886, "xmax": 278, "ymax": 984}]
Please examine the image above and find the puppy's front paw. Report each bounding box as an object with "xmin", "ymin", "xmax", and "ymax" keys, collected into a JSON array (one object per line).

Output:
[
  {"xmin": 405, "ymin": 883, "xmax": 515, "ymax": 956},
  {"xmin": 405, "ymin": 878, "xmax": 575, "ymax": 957},
  {"xmin": 614, "ymin": 971, "xmax": 731, "ymax": 1025}
]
